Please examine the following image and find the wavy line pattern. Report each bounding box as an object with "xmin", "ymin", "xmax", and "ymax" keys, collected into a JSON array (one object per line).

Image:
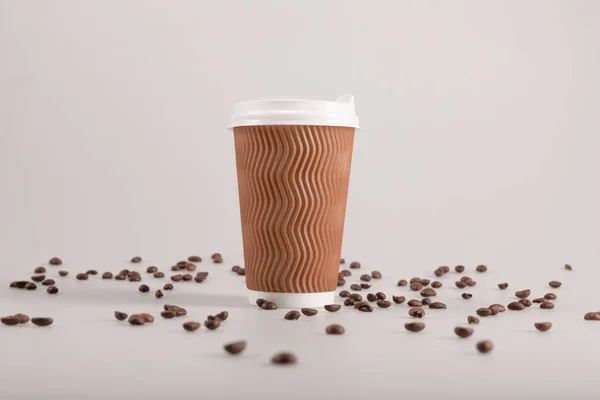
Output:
[{"xmin": 233, "ymin": 125, "xmax": 355, "ymax": 293}]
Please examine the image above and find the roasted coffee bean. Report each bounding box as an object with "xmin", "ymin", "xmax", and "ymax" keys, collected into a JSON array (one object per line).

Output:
[
  {"xmin": 357, "ymin": 303, "xmax": 373, "ymax": 312},
  {"xmin": 76, "ymin": 273, "xmax": 88, "ymax": 281},
  {"xmin": 13, "ymin": 314, "xmax": 29, "ymax": 324},
  {"xmin": 32, "ymin": 275, "xmax": 45, "ymax": 282},
  {"xmin": 476, "ymin": 340, "xmax": 493, "ymax": 353},
  {"xmin": 224, "ymin": 340, "xmax": 246, "ymax": 354},
  {"xmin": 339, "ymin": 290, "xmax": 350, "ymax": 298},
  {"xmin": 540, "ymin": 301, "xmax": 555, "ymax": 309},
  {"xmin": 114, "ymin": 274, "xmax": 126, "ymax": 280},
  {"xmin": 340, "ymin": 258, "xmax": 346, "ymax": 264},
  {"xmin": 565, "ymin": 264, "xmax": 573, "ymax": 271},
  {"xmin": 350, "ymin": 293, "xmax": 363, "ymax": 302},
  {"xmin": 197, "ymin": 271, "xmax": 209, "ymax": 278},
  {"xmin": 462, "ymin": 293, "xmax": 473, "ymax": 300},
  {"xmin": 58, "ymin": 270, "xmax": 68, "ymax": 277},
  {"xmin": 260, "ymin": 301, "xmax": 277, "ymax": 310},
  {"xmin": 549, "ymin": 281, "xmax": 562, "ymax": 288},
  {"xmin": 153, "ymin": 272, "xmax": 165, "ymax": 278},
  {"xmin": 138, "ymin": 284, "xmax": 150, "ymax": 293},
  {"xmin": 476, "ymin": 308, "xmax": 493, "ymax": 317},
  {"xmin": 212, "ymin": 255, "xmax": 223, "ymax": 264},
  {"xmin": 325, "ymin": 324, "xmax": 345, "ymax": 335},
  {"xmin": 120, "ymin": 269, "xmax": 130, "ymax": 276},
  {"xmin": 489, "ymin": 304, "xmax": 505, "ymax": 314},
  {"xmin": 9, "ymin": 281, "xmax": 17, "ymax": 288},
  {"xmin": 46, "ymin": 286, "xmax": 59, "ymax": 294},
  {"xmin": 211, "ymin": 252, "xmax": 222, "ymax": 260},
  {"xmin": 256, "ymin": 299, "xmax": 266, "ymax": 307},
  {"xmin": 584, "ymin": 312, "xmax": 600, "ymax": 320},
  {"xmin": 162, "ymin": 283, "xmax": 173, "ymax": 291},
  {"xmin": 410, "ymin": 282, "xmax": 423, "ymax": 291},
  {"xmin": 194, "ymin": 275, "xmax": 207, "ymax": 283},
  {"xmin": 476, "ymin": 264, "xmax": 487, "ymax": 273},
  {"xmin": 465, "ymin": 279, "xmax": 477, "ymax": 287},
  {"xmin": 440, "ymin": 266, "xmax": 450, "ymax": 273},
  {"xmin": 371, "ymin": 271, "xmax": 382, "ymax": 279},
  {"xmin": 114, "ymin": 311, "xmax": 128, "ymax": 321},
  {"xmin": 344, "ymin": 298, "xmax": 356, "ymax": 307},
  {"xmin": 301, "ymin": 308, "xmax": 318, "ymax": 316},
  {"xmin": 515, "ymin": 289, "xmax": 531, "ymax": 299},
  {"xmin": 507, "ymin": 301, "xmax": 525, "ymax": 311},
  {"xmin": 271, "ymin": 352, "xmax": 297, "ymax": 365},
  {"xmin": 155, "ymin": 290, "xmax": 164, "ymax": 299},
  {"xmin": 407, "ymin": 299, "xmax": 423, "ymax": 307},
  {"xmin": 392, "ymin": 295, "xmax": 406, "ymax": 304},
  {"xmin": 405, "ymin": 322, "xmax": 425, "ymax": 332},
  {"xmin": 161, "ymin": 311, "xmax": 176, "ymax": 319},
  {"xmin": 434, "ymin": 269, "xmax": 444, "ymax": 277},
  {"xmin": 205, "ymin": 318, "xmax": 221, "ymax": 330},
  {"xmin": 349, "ymin": 261, "xmax": 361, "ymax": 269},
  {"xmin": 534, "ymin": 322, "xmax": 552, "ymax": 332},
  {"xmin": 532, "ymin": 298, "xmax": 547, "ymax": 303},
  {"xmin": 498, "ymin": 283, "xmax": 509, "ymax": 290},
  {"xmin": 31, "ymin": 317, "xmax": 53, "ymax": 327},
  {"xmin": 397, "ymin": 279, "xmax": 408, "ymax": 287},
  {"xmin": 377, "ymin": 300, "xmax": 392, "ymax": 308},
  {"xmin": 340, "ymin": 269, "xmax": 351, "ymax": 277},
  {"xmin": 455, "ymin": 265, "xmax": 465, "ymax": 273},
  {"xmin": 544, "ymin": 293, "xmax": 557, "ymax": 300},
  {"xmin": 350, "ymin": 284, "xmax": 362, "ymax": 291},
  {"xmin": 182, "ymin": 321, "xmax": 201, "ymax": 332},
  {"xmin": 42, "ymin": 279, "xmax": 55, "ymax": 286},
  {"xmin": 171, "ymin": 274, "xmax": 183, "ymax": 282},
  {"xmin": 429, "ymin": 302, "xmax": 446, "ymax": 309},
  {"xmin": 185, "ymin": 263, "xmax": 196, "ymax": 272},
  {"xmin": 519, "ymin": 299, "xmax": 532, "ymax": 307},
  {"xmin": 34, "ymin": 267, "xmax": 46, "ymax": 274},
  {"xmin": 360, "ymin": 283, "xmax": 371, "ymax": 289},
  {"xmin": 25, "ymin": 282, "xmax": 37, "ymax": 290},
  {"xmin": 171, "ymin": 265, "xmax": 179, "ymax": 271},
  {"xmin": 376, "ymin": 292, "xmax": 386, "ymax": 300},
  {"xmin": 188, "ymin": 256, "xmax": 202, "ymax": 262},
  {"xmin": 284, "ymin": 310, "xmax": 301, "ymax": 320},
  {"xmin": 128, "ymin": 315, "xmax": 145, "ymax": 325},
  {"xmin": 360, "ymin": 274, "xmax": 372, "ymax": 282},
  {"xmin": 460, "ymin": 276, "xmax": 472, "ymax": 282},
  {"xmin": 455, "ymin": 281, "xmax": 467, "ymax": 289},
  {"xmin": 86, "ymin": 270, "xmax": 98, "ymax": 276},
  {"xmin": 130, "ymin": 257, "xmax": 142, "ymax": 263},
  {"xmin": 146, "ymin": 266, "xmax": 158, "ymax": 273},
  {"xmin": 367, "ymin": 293, "xmax": 377, "ymax": 302},
  {"xmin": 1, "ymin": 316, "xmax": 20, "ymax": 326},
  {"xmin": 49, "ymin": 257, "xmax": 62, "ymax": 265},
  {"xmin": 409, "ymin": 307, "xmax": 425, "ymax": 318},
  {"xmin": 102, "ymin": 272, "xmax": 113, "ymax": 279},
  {"xmin": 324, "ymin": 304, "xmax": 341, "ymax": 312},
  {"xmin": 420, "ymin": 288, "xmax": 436, "ymax": 297},
  {"xmin": 140, "ymin": 313, "xmax": 154, "ymax": 323},
  {"xmin": 422, "ymin": 298, "xmax": 432, "ymax": 306},
  {"xmin": 454, "ymin": 327, "xmax": 474, "ymax": 338},
  {"xmin": 236, "ymin": 267, "xmax": 245, "ymax": 275},
  {"xmin": 431, "ymin": 281, "xmax": 442, "ymax": 288},
  {"xmin": 468, "ymin": 315, "xmax": 480, "ymax": 324},
  {"xmin": 232, "ymin": 265, "xmax": 241, "ymax": 273},
  {"xmin": 419, "ymin": 279, "xmax": 431, "ymax": 286},
  {"xmin": 182, "ymin": 274, "xmax": 193, "ymax": 281}
]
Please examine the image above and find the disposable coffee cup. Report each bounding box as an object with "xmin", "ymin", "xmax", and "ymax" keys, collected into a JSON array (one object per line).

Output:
[{"xmin": 228, "ymin": 95, "xmax": 360, "ymax": 308}]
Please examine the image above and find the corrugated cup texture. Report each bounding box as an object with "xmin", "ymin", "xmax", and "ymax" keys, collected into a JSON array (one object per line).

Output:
[{"xmin": 233, "ymin": 125, "xmax": 355, "ymax": 293}]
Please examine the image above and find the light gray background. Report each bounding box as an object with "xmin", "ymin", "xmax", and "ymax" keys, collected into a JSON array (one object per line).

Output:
[{"xmin": 1, "ymin": 1, "xmax": 599, "ymax": 399}]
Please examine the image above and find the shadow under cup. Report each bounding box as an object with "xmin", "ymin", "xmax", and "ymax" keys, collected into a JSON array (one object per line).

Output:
[{"xmin": 233, "ymin": 125, "xmax": 356, "ymax": 308}]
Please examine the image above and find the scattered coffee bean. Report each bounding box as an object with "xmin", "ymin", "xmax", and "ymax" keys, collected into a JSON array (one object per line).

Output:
[
  {"xmin": 339, "ymin": 290, "xmax": 350, "ymax": 298},
  {"xmin": 76, "ymin": 273, "xmax": 88, "ymax": 280},
  {"xmin": 9, "ymin": 282, "xmax": 17, "ymax": 288},
  {"xmin": 114, "ymin": 274, "xmax": 126, "ymax": 280},
  {"xmin": 440, "ymin": 266, "xmax": 450, "ymax": 273},
  {"xmin": 350, "ymin": 261, "xmax": 361, "ymax": 269},
  {"xmin": 324, "ymin": 304, "xmax": 341, "ymax": 312},
  {"xmin": 322, "ymin": 324, "xmax": 345, "ymax": 336},
  {"xmin": 205, "ymin": 318, "xmax": 221, "ymax": 330},
  {"xmin": 431, "ymin": 281, "xmax": 442, "ymax": 288},
  {"xmin": 462, "ymin": 293, "xmax": 473, "ymax": 300},
  {"xmin": 405, "ymin": 322, "xmax": 425, "ymax": 332},
  {"xmin": 344, "ymin": 298, "xmax": 356, "ymax": 307},
  {"xmin": 120, "ymin": 269, "xmax": 130, "ymax": 276},
  {"xmin": 140, "ymin": 313, "xmax": 154, "ymax": 323},
  {"xmin": 25, "ymin": 282, "xmax": 37, "ymax": 290},
  {"xmin": 31, "ymin": 317, "xmax": 53, "ymax": 327},
  {"xmin": 1, "ymin": 316, "xmax": 20, "ymax": 326},
  {"xmin": 86, "ymin": 270, "xmax": 98, "ymax": 276},
  {"xmin": 468, "ymin": 315, "xmax": 480, "ymax": 324},
  {"xmin": 455, "ymin": 281, "xmax": 466, "ymax": 289},
  {"xmin": 357, "ymin": 303, "xmax": 373, "ymax": 312},
  {"xmin": 31, "ymin": 275, "xmax": 45, "ymax": 283},
  {"xmin": 532, "ymin": 298, "xmax": 547, "ymax": 303},
  {"xmin": 224, "ymin": 340, "xmax": 246, "ymax": 354},
  {"xmin": 340, "ymin": 270, "xmax": 351, "ymax": 277},
  {"xmin": 544, "ymin": 293, "xmax": 557, "ymax": 300},
  {"xmin": 171, "ymin": 274, "xmax": 183, "ymax": 282},
  {"xmin": 182, "ymin": 274, "xmax": 193, "ymax": 281},
  {"xmin": 420, "ymin": 288, "xmax": 436, "ymax": 297},
  {"xmin": 49, "ymin": 257, "xmax": 62, "ymax": 265},
  {"xmin": 161, "ymin": 310, "xmax": 176, "ymax": 319},
  {"xmin": 455, "ymin": 265, "xmax": 465, "ymax": 273},
  {"xmin": 549, "ymin": 281, "xmax": 562, "ymax": 288},
  {"xmin": 42, "ymin": 279, "xmax": 55, "ymax": 286},
  {"xmin": 194, "ymin": 275, "xmax": 207, "ymax": 283},
  {"xmin": 350, "ymin": 293, "xmax": 363, "ymax": 302},
  {"xmin": 101, "ymin": 272, "xmax": 113, "ymax": 279},
  {"xmin": 146, "ymin": 266, "xmax": 158, "ymax": 273},
  {"xmin": 507, "ymin": 301, "xmax": 525, "ymax": 311},
  {"xmin": 337, "ymin": 278, "xmax": 346, "ymax": 286},
  {"xmin": 519, "ymin": 299, "xmax": 532, "ymax": 307},
  {"xmin": 184, "ymin": 263, "xmax": 196, "ymax": 272},
  {"xmin": 454, "ymin": 327, "xmax": 474, "ymax": 338},
  {"xmin": 460, "ymin": 276, "xmax": 472, "ymax": 282},
  {"xmin": 161, "ymin": 283, "xmax": 173, "ymax": 291},
  {"xmin": 188, "ymin": 256, "xmax": 202, "ymax": 263},
  {"xmin": 360, "ymin": 283, "xmax": 371, "ymax": 289},
  {"xmin": 114, "ymin": 311, "xmax": 128, "ymax": 321},
  {"xmin": 46, "ymin": 286, "xmax": 59, "ymax": 294},
  {"xmin": 397, "ymin": 279, "xmax": 408, "ymax": 287},
  {"xmin": 180, "ymin": 321, "xmax": 200, "ymax": 332},
  {"xmin": 340, "ymin": 258, "xmax": 346, "ymax": 264},
  {"xmin": 367, "ymin": 293, "xmax": 377, "ymax": 302},
  {"xmin": 434, "ymin": 269, "xmax": 444, "ymax": 277},
  {"xmin": 476, "ymin": 308, "xmax": 493, "ymax": 317},
  {"xmin": 407, "ymin": 299, "xmax": 423, "ymax": 307},
  {"xmin": 429, "ymin": 302, "xmax": 446, "ymax": 309},
  {"xmin": 13, "ymin": 314, "xmax": 29, "ymax": 324},
  {"xmin": 130, "ymin": 257, "xmax": 142, "ymax": 263},
  {"xmin": 211, "ymin": 252, "xmax": 222, "ymax": 260},
  {"xmin": 498, "ymin": 283, "xmax": 508, "ymax": 290},
  {"xmin": 540, "ymin": 301, "xmax": 555, "ymax": 309},
  {"xmin": 584, "ymin": 312, "xmax": 600, "ymax": 320},
  {"xmin": 371, "ymin": 271, "xmax": 382, "ymax": 279},
  {"xmin": 301, "ymin": 308, "xmax": 318, "ymax": 316},
  {"xmin": 232, "ymin": 265, "xmax": 241, "ymax": 273},
  {"xmin": 171, "ymin": 266, "xmax": 179, "ymax": 271},
  {"xmin": 360, "ymin": 274, "xmax": 372, "ymax": 282},
  {"xmin": 534, "ymin": 322, "xmax": 552, "ymax": 332},
  {"xmin": 422, "ymin": 298, "xmax": 432, "ymax": 306},
  {"xmin": 409, "ymin": 307, "xmax": 425, "ymax": 318},
  {"xmin": 392, "ymin": 295, "xmax": 406, "ymax": 304},
  {"xmin": 271, "ymin": 352, "xmax": 297, "ymax": 365},
  {"xmin": 377, "ymin": 300, "xmax": 392, "ymax": 308},
  {"xmin": 256, "ymin": 299, "xmax": 266, "ymax": 307},
  {"xmin": 155, "ymin": 290, "xmax": 164, "ymax": 299},
  {"xmin": 284, "ymin": 310, "xmax": 301, "ymax": 320},
  {"xmin": 515, "ymin": 289, "xmax": 531, "ymax": 299},
  {"xmin": 374, "ymin": 292, "xmax": 385, "ymax": 301},
  {"xmin": 465, "ymin": 279, "xmax": 477, "ymax": 287},
  {"xmin": 476, "ymin": 264, "xmax": 487, "ymax": 273},
  {"xmin": 410, "ymin": 282, "xmax": 423, "ymax": 291},
  {"xmin": 128, "ymin": 315, "xmax": 145, "ymax": 325},
  {"xmin": 212, "ymin": 255, "xmax": 223, "ymax": 264},
  {"xmin": 152, "ymin": 271, "xmax": 164, "ymax": 278},
  {"xmin": 476, "ymin": 340, "xmax": 493, "ymax": 353},
  {"xmin": 565, "ymin": 264, "xmax": 572, "ymax": 271},
  {"xmin": 260, "ymin": 301, "xmax": 277, "ymax": 310},
  {"xmin": 350, "ymin": 284, "xmax": 362, "ymax": 291},
  {"xmin": 419, "ymin": 279, "xmax": 431, "ymax": 286},
  {"xmin": 58, "ymin": 270, "xmax": 68, "ymax": 277},
  {"xmin": 34, "ymin": 267, "xmax": 46, "ymax": 274},
  {"xmin": 489, "ymin": 304, "xmax": 506, "ymax": 314},
  {"xmin": 138, "ymin": 284, "xmax": 150, "ymax": 293}
]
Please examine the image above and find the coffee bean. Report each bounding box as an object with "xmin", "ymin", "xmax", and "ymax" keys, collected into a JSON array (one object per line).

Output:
[
  {"xmin": 171, "ymin": 274, "xmax": 183, "ymax": 282},
  {"xmin": 392, "ymin": 296, "xmax": 406, "ymax": 304},
  {"xmin": 152, "ymin": 272, "xmax": 164, "ymax": 279},
  {"xmin": 540, "ymin": 301, "xmax": 555, "ymax": 309},
  {"xmin": 130, "ymin": 257, "xmax": 142, "ymax": 263},
  {"xmin": 419, "ymin": 279, "xmax": 431, "ymax": 286},
  {"xmin": 344, "ymin": 298, "xmax": 356, "ymax": 307},
  {"xmin": 350, "ymin": 293, "xmax": 363, "ymax": 302},
  {"xmin": 1, "ymin": 316, "xmax": 20, "ymax": 326},
  {"xmin": 476, "ymin": 264, "xmax": 487, "ymax": 273},
  {"xmin": 507, "ymin": 301, "xmax": 525, "ymax": 311},
  {"xmin": 260, "ymin": 301, "xmax": 277, "ymax": 310},
  {"xmin": 405, "ymin": 322, "xmax": 425, "ymax": 332},
  {"xmin": 410, "ymin": 282, "xmax": 423, "ymax": 291},
  {"xmin": 138, "ymin": 284, "xmax": 150, "ymax": 293},
  {"xmin": 350, "ymin": 284, "xmax": 362, "ymax": 291},
  {"xmin": 422, "ymin": 298, "xmax": 432, "ymax": 306},
  {"xmin": 455, "ymin": 281, "xmax": 466, "ymax": 289},
  {"xmin": 367, "ymin": 293, "xmax": 377, "ymax": 302},
  {"xmin": 146, "ymin": 266, "xmax": 158, "ymax": 273},
  {"xmin": 205, "ymin": 318, "xmax": 221, "ymax": 330},
  {"xmin": 371, "ymin": 271, "xmax": 382, "ymax": 279},
  {"xmin": 301, "ymin": 308, "xmax": 318, "ymax": 316},
  {"xmin": 211, "ymin": 252, "xmax": 222, "ymax": 260},
  {"xmin": 232, "ymin": 265, "xmax": 241, "ymax": 273},
  {"xmin": 360, "ymin": 283, "xmax": 371, "ymax": 289},
  {"xmin": 375, "ymin": 292, "xmax": 386, "ymax": 301},
  {"xmin": 489, "ymin": 304, "xmax": 506, "ymax": 314},
  {"xmin": 454, "ymin": 327, "xmax": 474, "ymax": 338},
  {"xmin": 340, "ymin": 269, "xmax": 351, "ymax": 277},
  {"xmin": 184, "ymin": 263, "xmax": 196, "ymax": 272},
  {"xmin": 58, "ymin": 271, "xmax": 68, "ymax": 277},
  {"xmin": 519, "ymin": 299, "xmax": 532, "ymax": 308},
  {"xmin": 532, "ymin": 298, "xmax": 547, "ymax": 303},
  {"xmin": 440, "ymin": 266, "xmax": 450, "ymax": 273},
  {"xmin": 194, "ymin": 275, "xmax": 207, "ymax": 283},
  {"xmin": 155, "ymin": 290, "xmax": 164, "ymax": 299},
  {"xmin": 476, "ymin": 340, "xmax": 493, "ymax": 353},
  {"xmin": 171, "ymin": 266, "xmax": 179, "ymax": 271},
  {"xmin": 455, "ymin": 265, "xmax": 465, "ymax": 273},
  {"xmin": 141, "ymin": 313, "xmax": 154, "ymax": 323},
  {"xmin": 42, "ymin": 279, "xmax": 55, "ymax": 286},
  {"xmin": 25, "ymin": 282, "xmax": 37, "ymax": 290},
  {"xmin": 534, "ymin": 322, "xmax": 552, "ymax": 332},
  {"xmin": 462, "ymin": 293, "xmax": 473, "ymax": 299},
  {"xmin": 46, "ymin": 286, "xmax": 59, "ymax": 294},
  {"xmin": 498, "ymin": 283, "xmax": 508, "ymax": 290},
  {"xmin": 429, "ymin": 302, "xmax": 446, "ymax": 309},
  {"xmin": 213, "ymin": 255, "xmax": 223, "ymax": 264},
  {"xmin": 114, "ymin": 311, "xmax": 128, "ymax": 321},
  {"xmin": 407, "ymin": 299, "xmax": 423, "ymax": 307},
  {"xmin": 31, "ymin": 317, "xmax": 53, "ymax": 327},
  {"xmin": 101, "ymin": 272, "xmax": 113, "ymax": 279},
  {"xmin": 128, "ymin": 315, "xmax": 145, "ymax": 325},
  {"xmin": 256, "ymin": 299, "xmax": 266, "ymax": 307},
  {"xmin": 420, "ymin": 288, "xmax": 436, "ymax": 297},
  {"xmin": 178, "ymin": 322, "xmax": 200, "ymax": 333},
  {"xmin": 182, "ymin": 274, "xmax": 193, "ymax": 281},
  {"xmin": 34, "ymin": 267, "xmax": 46, "ymax": 274},
  {"xmin": 544, "ymin": 293, "xmax": 557, "ymax": 300},
  {"xmin": 349, "ymin": 261, "xmax": 361, "ymax": 269},
  {"xmin": 337, "ymin": 277, "xmax": 346, "ymax": 286},
  {"xmin": 323, "ymin": 324, "xmax": 345, "ymax": 335},
  {"xmin": 9, "ymin": 282, "xmax": 17, "ymax": 288},
  {"xmin": 515, "ymin": 289, "xmax": 531, "ymax": 299},
  {"xmin": 460, "ymin": 276, "xmax": 472, "ymax": 282},
  {"xmin": 431, "ymin": 281, "xmax": 442, "ymax": 288},
  {"xmin": 565, "ymin": 264, "xmax": 572, "ymax": 271},
  {"xmin": 584, "ymin": 312, "xmax": 600, "ymax": 320},
  {"xmin": 197, "ymin": 271, "xmax": 209, "ymax": 278},
  {"xmin": 188, "ymin": 256, "xmax": 202, "ymax": 263},
  {"xmin": 476, "ymin": 308, "xmax": 493, "ymax": 317},
  {"xmin": 339, "ymin": 290, "xmax": 350, "ymax": 298},
  {"xmin": 340, "ymin": 258, "xmax": 346, "ymax": 264},
  {"xmin": 360, "ymin": 274, "xmax": 372, "ymax": 282},
  {"xmin": 31, "ymin": 275, "xmax": 45, "ymax": 283},
  {"xmin": 161, "ymin": 310, "xmax": 176, "ymax": 319},
  {"xmin": 86, "ymin": 270, "xmax": 98, "ymax": 276},
  {"xmin": 468, "ymin": 315, "xmax": 480, "ymax": 324},
  {"xmin": 160, "ymin": 283, "xmax": 173, "ymax": 291},
  {"xmin": 114, "ymin": 274, "xmax": 126, "ymax": 280},
  {"xmin": 377, "ymin": 300, "xmax": 392, "ymax": 308},
  {"xmin": 284, "ymin": 310, "xmax": 301, "ymax": 320},
  {"xmin": 49, "ymin": 257, "xmax": 62, "ymax": 265},
  {"xmin": 357, "ymin": 303, "xmax": 373, "ymax": 312},
  {"xmin": 434, "ymin": 269, "xmax": 444, "ymax": 277},
  {"xmin": 324, "ymin": 304, "xmax": 341, "ymax": 312},
  {"xmin": 549, "ymin": 281, "xmax": 562, "ymax": 288},
  {"xmin": 271, "ymin": 352, "xmax": 297, "ymax": 365},
  {"xmin": 465, "ymin": 279, "xmax": 477, "ymax": 287},
  {"xmin": 120, "ymin": 269, "xmax": 130, "ymax": 276},
  {"xmin": 224, "ymin": 340, "xmax": 246, "ymax": 354},
  {"xmin": 76, "ymin": 273, "xmax": 88, "ymax": 280},
  {"xmin": 397, "ymin": 279, "xmax": 408, "ymax": 287},
  {"xmin": 409, "ymin": 307, "xmax": 425, "ymax": 318}
]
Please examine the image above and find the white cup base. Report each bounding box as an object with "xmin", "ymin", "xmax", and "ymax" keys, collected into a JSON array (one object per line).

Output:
[{"xmin": 247, "ymin": 290, "xmax": 335, "ymax": 309}]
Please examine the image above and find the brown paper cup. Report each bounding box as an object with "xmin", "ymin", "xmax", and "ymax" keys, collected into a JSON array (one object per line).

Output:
[{"xmin": 233, "ymin": 125, "xmax": 355, "ymax": 308}]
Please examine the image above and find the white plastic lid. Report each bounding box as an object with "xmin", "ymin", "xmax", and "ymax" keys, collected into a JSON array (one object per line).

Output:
[{"xmin": 228, "ymin": 94, "xmax": 360, "ymax": 129}]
